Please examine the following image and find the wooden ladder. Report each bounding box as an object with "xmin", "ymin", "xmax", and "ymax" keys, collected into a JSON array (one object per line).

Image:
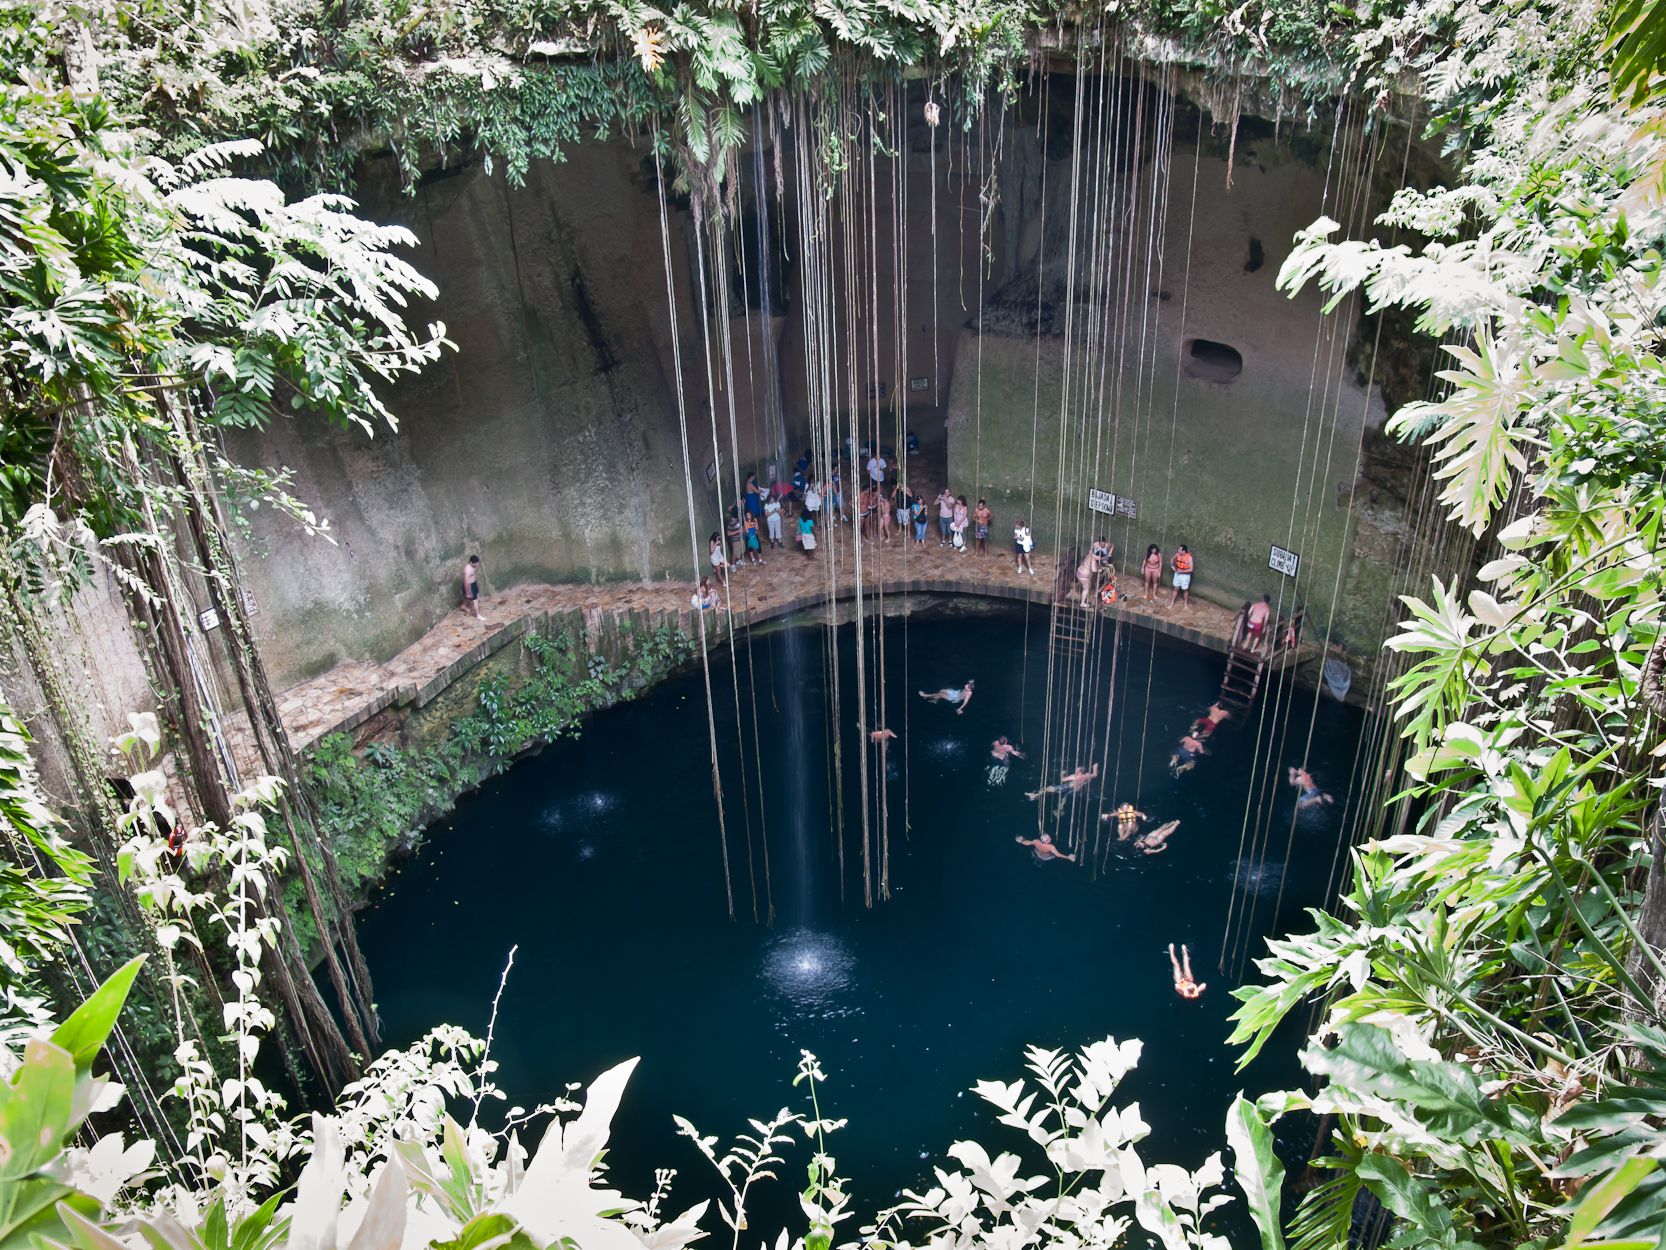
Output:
[
  {"xmin": 1050, "ymin": 601, "xmax": 1096, "ymax": 663},
  {"xmin": 1218, "ymin": 646, "xmax": 1266, "ymax": 711}
]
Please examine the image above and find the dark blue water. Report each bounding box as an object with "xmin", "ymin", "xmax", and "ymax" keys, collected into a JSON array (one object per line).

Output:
[{"xmin": 358, "ymin": 600, "xmax": 1360, "ymax": 1221}]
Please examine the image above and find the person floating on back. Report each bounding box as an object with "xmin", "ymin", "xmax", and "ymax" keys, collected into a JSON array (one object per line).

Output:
[
  {"xmin": 1103, "ymin": 802, "xmax": 1147, "ymax": 841},
  {"xmin": 462, "ymin": 554, "xmax": 483, "ymax": 619},
  {"xmin": 869, "ymin": 727, "xmax": 897, "ymax": 744},
  {"xmin": 1136, "ymin": 819, "xmax": 1179, "ymax": 855},
  {"xmin": 1016, "ymin": 832, "xmax": 1076, "ymax": 862},
  {"xmin": 919, "ymin": 680, "xmax": 974, "ymax": 714},
  {"xmin": 1026, "ymin": 761, "xmax": 1098, "ymax": 799},
  {"xmin": 1170, "ymin": 732, "xmax": 1209, "ymax": 777},
  {"xmin": 1169, "ymin": 943, "xmax": 1206, "ymax": 999}
]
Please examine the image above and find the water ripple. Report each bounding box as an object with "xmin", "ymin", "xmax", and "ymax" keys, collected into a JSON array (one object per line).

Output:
[{"xmin": 761, "ymin": 928, "xmax": 859, "ymax": 1022}]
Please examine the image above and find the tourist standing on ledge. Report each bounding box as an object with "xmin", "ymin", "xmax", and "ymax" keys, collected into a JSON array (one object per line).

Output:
[
  {"xmin": 1075, "ymin": 545, "xmax": 1103, "ymax": 606},
  {"xmin": 1169, "ymin": 545, "xmax": 1194, "ymax": 609},
  {"xmin": 709, "ymin": 532, "xmax": 729, "ymax": 581},
  {"xmin": 763, "ymin": 491, "xmax": 783, "ymax": 548},
  {"xmin": 910, "ymin": 492, "xmax": 929, "ymax": 546},
  {"xmin": 867, "ymin": 449, "xmax": 888, "ymax": 488},
  {"xmin": 796, "ymin": 511, "xmax": 817, "ymax": 558},
  {"xmin": 936, "ymin": 487, "xmax": 956, "ymax": 545},
  {"xmin": 893, "ymin": 482, "xmax": 911, "ymax": 542},
  {"xmin": 1014, "ymin": 520, "xmax": 1035, "ymax": 574},
  {"xmin": 974, "ymin": 500, "xmax": 993, "ymax": 556},
  {"xmin": 951, "ymin": 496, "xmax": 970, "ymax": 552},
  {"xmin": 1142, "ymin": 545, "xmax": 1163, "ymax": 599},
  {"xmin": 803, "ymin": 478, "xmax": 822, "ymax": 522},
  {"xmin": 461, "ymin": 554, "xmax": 483, "ymax": 619}
]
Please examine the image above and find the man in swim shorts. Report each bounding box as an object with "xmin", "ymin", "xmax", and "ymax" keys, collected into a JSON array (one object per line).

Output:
[
  {"xmin": 1015, "ymin": 833, "xmax": 1076, "ymax": 862},
  {"xmin": 1026, "ymin": 762, "xmax": 1098, "ymax": 799},
  {"xmin": 1169, "ymin": 545, "xmax": 1194, "ymax": 609},
  {"xmin": 1169, "ymin": 733, "xmax": 1209, "ymax": 776},
  {"xmin": 919, "ymin": 680, "xmax": 975, "ymax": 714}
]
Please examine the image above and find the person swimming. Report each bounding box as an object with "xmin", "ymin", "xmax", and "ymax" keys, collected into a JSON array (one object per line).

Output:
[
  {"xmin": 1168, "ymin": 943, "xmax": 1206, "ymax": 999},
  {"xmin": 1170, "ymin": 734, "xmax": 1209, "ymax": 776},
  {"xmin": 1288, "ymin": 766, "xmax": 1334, "ymax": 809},
  {"xmin": 870, "ymin": 727, "xmax": 897, "ymax": 744},
  {"xmin": 1015, "ymin": 833, "xmax": 1076, "ymax": 862},
  {"xmin": 1102, "ymin": 802, "xmax": 1147, "ymax": 841},
  {"xmin": 991, "ymin": 736, "xmax": 1027, "ymax": 762},
  {"xmin": 919, "ymin": 680, "xmax": 975, "ymax": 714},
  {"xmin": 1136, "ymin": 819, "xmax": 1179, "ymax": 855},
  {"xmin": 1026, "ymin": 762, "xmax": 1099, "ymax": 799},
  {"xmin": 1190, "ymin": 703, "xmax": 1231, "ymax": 736}
]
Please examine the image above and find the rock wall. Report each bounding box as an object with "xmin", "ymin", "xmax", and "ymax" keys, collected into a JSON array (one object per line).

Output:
[
  {"xmin": 945, "ymin": 86, "xmax": 1398, "ymax": 647},
  {"xmin": 226, "ymin": 80, "xmax": 1414, "ymax": 688}
]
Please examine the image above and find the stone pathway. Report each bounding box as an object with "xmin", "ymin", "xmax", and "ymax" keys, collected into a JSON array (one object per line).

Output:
[{"xmin": 271, "ymin": 530, "xmax": 1260, "ymax": 754}]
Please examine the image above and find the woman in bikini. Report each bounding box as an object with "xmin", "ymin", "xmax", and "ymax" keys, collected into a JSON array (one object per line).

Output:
[{"xmin": 1142, "ymin": 544, "xmax": 1163, "ymax": 599}]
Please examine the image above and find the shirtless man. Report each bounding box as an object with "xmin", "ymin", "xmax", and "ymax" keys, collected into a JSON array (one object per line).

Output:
[
  {"xmin": 1102, "ymin": 802, "xmax": 1147, "ymax": 841},
  {"xmin": 1170, "ymin": 733, "xmax": 1209, "ymax": 776},
  {"xmin": 1288, "ymin": 766, "xmax": 1334, "ymax": 809},
  {"xmin": 1075, "ymin": 547, "xmax": 1104, "ymax": 606},
  {"xmin": 869, "ymin": 728, "xmax": 897, "ymax": 744},
  {"xmin": 1027, "ymin": 762, "xmax": 1099, "ymax": 799},
  {"xmin": 1016, "ymin": 833, "xmax": 1076, "ymax": 863},
  {"xmin": 919, "ymin": 680, "xmax": 974, "ymax": 714},
  {"xmin": 1136, "ymin": 820, "xmax": 1179, "ymax": 855},
  {"xmin": 1246, "ymin": 594, "xmax": 1273, "ymax": 654},
  {"xmin": 1191, "ymin": 703, "xmax": 1232, "ymax": 736},
  {"xmin": 991, "ymin": 736, "xmax": 1027, "ymax": 762},
  {"xmin": 1169, "ymin": 943, "xmax": 1206, "ymax": 999},
  {"xmin": 461, "ymin": 554, "xmax": 483, "ymax": 619}
]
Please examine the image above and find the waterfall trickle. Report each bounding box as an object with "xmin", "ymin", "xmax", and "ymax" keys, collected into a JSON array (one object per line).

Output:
[{"xmin": 778, "ymin": 626, "xmax": 816, "ymax": 923}]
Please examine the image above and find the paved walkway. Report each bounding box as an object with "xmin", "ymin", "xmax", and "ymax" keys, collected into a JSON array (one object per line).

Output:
[{"xmin": 271, "ymin": 532, "xmax": 1259, "ymax": 753}]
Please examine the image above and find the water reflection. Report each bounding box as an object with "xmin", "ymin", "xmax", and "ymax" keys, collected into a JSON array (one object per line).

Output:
[
  {"xmin": 1231, "ymin": 857, "xmax": 1285, "ymax": 896},
  {"xmin": 761, "ymin": 928, "xmax": 859, "ymax": 1022}
]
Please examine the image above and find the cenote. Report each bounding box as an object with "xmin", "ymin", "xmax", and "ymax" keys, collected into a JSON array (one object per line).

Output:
[{"xmin": 359, "ymin": 600, "xmax": 1361, "ymax": 1211}]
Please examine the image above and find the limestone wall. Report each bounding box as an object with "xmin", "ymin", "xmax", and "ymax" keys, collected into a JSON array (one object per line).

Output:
[
  {"xmin": 225, "ymin": 83, "xmax": 1410, "ymax": 689},
  {"xmin": 945, "ymin": 104, "xmax": 1396, "ymax": 646}
]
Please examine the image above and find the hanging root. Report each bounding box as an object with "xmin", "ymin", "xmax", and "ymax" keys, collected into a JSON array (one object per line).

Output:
[{"xmin": 1644, "ymin": 639, "xmax": 1666, "ymax": 717}]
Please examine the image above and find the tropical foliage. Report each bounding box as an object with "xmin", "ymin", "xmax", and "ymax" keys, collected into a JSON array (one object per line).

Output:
[{"xmin": 1223, "ymin": 0, "xmax": 1666, "ymax": 1247}]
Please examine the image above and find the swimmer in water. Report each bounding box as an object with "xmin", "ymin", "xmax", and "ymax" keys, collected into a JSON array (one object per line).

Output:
[
  {"xmin": 1026, "ymin": 762, "xmax": 1099, "ymax": 799},
  {"xmin": 1015, "ymin": 833, "xmax": 1076, "ymax": 862},
  {"xmin": 1136, "ymin": 819, "xmax": 1179, "ymax": 855},
  {"xmin": 1169, "ymin": 943, "xmax": 1205, "ymax": 999},
  {"xmin": 1169, "ymin": 734, "xmax": 1209, "ymax": 776},
  {"xmin": 1191, "ymin": 703, "xmax": 1232, "ymax": 736},
  {"xmin": 1102, "ymin": 802, "xmax": 1147, "ymax": 841},
  {"xmin": 1288, "ymin": 766, "xmax": 1334, "ymax": 809},
  {"xmin": 869, "ymin": 727, "xmax": 897, "ymax": 744},
  {"xmin": 991, "ymin": 736, "xmax": 1027, "ymax": 762},
  {"xmin": 919, "ymin": 680, "xmax": 975, "ymax": 714}
]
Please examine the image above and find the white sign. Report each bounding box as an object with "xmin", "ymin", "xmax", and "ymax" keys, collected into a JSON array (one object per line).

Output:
[
  {"xmin": 1088, "ymin": 489, "xmax": 1138, "ymax": 520},
  {"xmin": 198, "ymin": 607, "xmax": 221, "ymax": 631},
  {"xmin": 1269, "ymin": 545, "xmax": 1300, "ymax": 577},
  {"xmin": 909, "ymin": 376, "xmax": 929, "ymax": 391}
]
